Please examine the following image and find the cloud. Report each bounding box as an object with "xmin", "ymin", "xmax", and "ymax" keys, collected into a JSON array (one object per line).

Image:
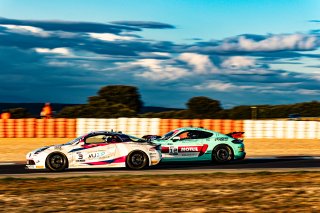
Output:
[
  {"xmin": 110, "ymin": 21, "xmax": 175, "ymax": 29},
  {"xmin": 0, "ymin": 24, "xmax": 50, "ymax": 37},
  {"xmin": 178, "ymin": 53, "xmax": 217, "ymax": 74},
  {"xmin": 34, "ymin": 47, "xmax": 72, "ymax": 56},
  {"xmin": 0, "ymin": 17, "xmax": 320, "ymax": 107},
  {"xmin": 186, "ymin": 34, "xmax": 320, "ymax": 54},
  {"xmin": 139, "ymin": 52, "xmax": 171, "ymax": 59},
  {"xmin": 194, "ymin": 80, "xmax": 238, "ymax": 91},
  {"xmin": 296, "ymin": 89, "xmax": 320, "ymax": 95},
  {"xmin": 88, "ymin": 33, "xmax": 136, "ymax": 41},
  {"xmin": 126, "ymin": 59, "xmax": 191, "ymax": 80},
  {"xmin": 221, "ymin": 56, "xmax": 256, "ymax": 69},
  {"xmin": 0, "ymin": 17, "xmax": 140, "ymax": 34}
]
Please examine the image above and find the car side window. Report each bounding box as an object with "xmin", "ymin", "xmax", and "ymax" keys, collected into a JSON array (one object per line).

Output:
[
  {"xmin": 177, "ymin": 131, "xmax": 198, "ymax": 140},
  {"xmin": 197, "ymin": 131, "xmax": 213, "ymax": 139},
  {"xmin": 177, "ymin": 130, "xmax": 213, "ymax": 140},
  {"xmin": 85, "ymin": 135, "xmax": 107, "ymax": 144},
  {"xmin": 105, "ymin": 135, "xmax": 122, "ymax": 143}
]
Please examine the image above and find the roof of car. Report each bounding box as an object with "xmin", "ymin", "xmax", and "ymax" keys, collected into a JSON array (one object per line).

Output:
[
  {"xmin": 174, "ymin": 127, "xmax": 209, "ymax": 131},
  {"xmin": 86, "ymin": 131, "xmax": 127, "ymax": 137}
]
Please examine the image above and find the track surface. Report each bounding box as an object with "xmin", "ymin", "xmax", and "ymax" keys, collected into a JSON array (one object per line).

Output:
[{"xmin": 0, "ymin": 157, "xmax": 320, "ymax": 177}]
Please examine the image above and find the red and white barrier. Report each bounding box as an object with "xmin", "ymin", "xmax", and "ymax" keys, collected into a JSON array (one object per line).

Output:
[{"xmin": 0, "ymin": 118, "xmax": 319, "ymax": 139}]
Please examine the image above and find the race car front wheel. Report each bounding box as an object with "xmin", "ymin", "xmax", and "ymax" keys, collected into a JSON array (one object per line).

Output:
[
  {"xmin": 126, "ymin": 151, "xmax": 148, "ymax": 169},
  {"xmin": 46, "ymin": 152, "xmax": 68, "ymax": 172},
  {"xmin": 212, "ymin": 145, "xmax": 233, "ymax": 163}
]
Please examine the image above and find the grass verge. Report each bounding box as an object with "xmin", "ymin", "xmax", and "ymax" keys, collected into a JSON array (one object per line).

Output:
[{"xmin": 1, "ymin": 171, "xmax": 320, "ymax": 212}]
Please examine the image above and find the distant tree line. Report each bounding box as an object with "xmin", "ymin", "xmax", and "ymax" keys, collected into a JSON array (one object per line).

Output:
[
  {"xmin": 142, "ymin": 100, "xmax": 320, "ymax": 119},
  {"xmin": 3, "ymin": 85, "xmax": 320, "ymax": 119},
  {"xmin": 57, "ymin": 85, "xmax": 142, "ymax": 118}
]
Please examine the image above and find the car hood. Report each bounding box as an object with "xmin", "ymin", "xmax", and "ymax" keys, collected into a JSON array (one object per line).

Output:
[{"xmin": 31, "ymin": 143, "xmax": 71, "ymax": 154}]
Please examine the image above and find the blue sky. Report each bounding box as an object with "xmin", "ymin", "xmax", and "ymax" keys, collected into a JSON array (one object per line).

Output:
[{"xmin": 0, "ymin": 0, "xmax": 319, "ymax": 108}]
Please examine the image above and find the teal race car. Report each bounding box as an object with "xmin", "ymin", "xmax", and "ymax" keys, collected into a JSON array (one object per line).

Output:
[{"xmin": 147, "ymin": 127, "xmax": 245, "ymax": 163}]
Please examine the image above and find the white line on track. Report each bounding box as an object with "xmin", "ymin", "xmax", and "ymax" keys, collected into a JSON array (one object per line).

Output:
[{"xmin": 0, "ymin": 163, "xmax": 16, "ymax": 165}]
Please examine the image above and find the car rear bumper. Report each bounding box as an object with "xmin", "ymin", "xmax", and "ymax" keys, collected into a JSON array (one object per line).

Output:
[{"xmin": 235, "ymin": 152, "xmax": 246, "ymax": 160}]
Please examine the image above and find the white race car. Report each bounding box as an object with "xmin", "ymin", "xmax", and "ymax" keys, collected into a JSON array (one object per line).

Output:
[{"xmin": 26, "ymin": 131, "xmax": 162, "ymax": 171}]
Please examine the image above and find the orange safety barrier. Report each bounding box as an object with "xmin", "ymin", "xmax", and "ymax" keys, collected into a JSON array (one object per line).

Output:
[
  {"xmin": 55, "ymin": 118, "xmax": 66, "ymax": 138},
  {"xmin": 221, "ymin": 119, "xmax": 232, "ymax": 134},
  {"xmin": 35, "ymin": 119, "xmax": 45, "ymax": 138},
  {"xmin": 25, "ymin": 118, "xmax": 36, "ymax": 138},
  {"xmin": 65, "ymin": 119, "xmax": 76, "ymax": 138},
  {"xmin": 159, "ymin": 119, "xmax": 170, "ymax": 136},
  {"xmin": 180, "ymin": 119, "xmax": 192, "ymax": 128},
  {"xmin": 170, "ymin": 119, "xmax": 181, "ymax": 130},
  {"xmin": 6, "ymin": 119, "xmax": 15, "ymax": 138},
  {"xmin": 191, "ymin": 119, "xmax": 201, "ymax": 128},
  {"xmin": 202, "ymin": 119, "xmax": 212, "ymax": 130},
  {"xmin": 0, "ymin": 119, "xmax": 5, "ymax": 137},
  {"xmin": 45, "ymin": 119, "xmax": 55, "ymax": 138},
  {"xmin": 234, "ymin": 120, "xmax": 244, "ymax": 132},
  {"xmin": 0, "ymin": 118, "xmax": 244, "ymax": 138},
  {"xmin": 211, "ymin": 119, "xmax": 222, "ymax": 133},
  {"xmin": 15, "ymin": 119, "xmax": 25, "ymax": 138}
]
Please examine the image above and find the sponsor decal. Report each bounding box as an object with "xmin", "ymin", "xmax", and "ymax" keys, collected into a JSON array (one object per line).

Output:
[
  {"xmin": 215, "ymin": 137, "xmax": 228, "ymax": 141},
  {"xmin": 54, "ymin": 145, "xmax": 62, "ymax": 150},
  {"xmin": 181, "ymin": 153, "xmax": 198, "ymax": 157},
  {"xmin": 88, "ymin": 151, "xmax": 106, "ymax": 159},
  {"xmin": 162, "ymin": 146, "xmax": 203, "ymax": 154},
  {"xmin": 180, "ymin": 147, "xmax": 199, "ymax": 152},
  {"xmin": 85, "ymin": 156, "xmax": 126, "ymax": 165},
  {"xmin": 179, "ymin": 146, "xmax": 202, "ymax": 152}
]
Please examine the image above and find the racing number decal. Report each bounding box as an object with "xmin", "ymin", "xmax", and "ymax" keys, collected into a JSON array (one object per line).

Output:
[
  {"xmin": 76, "ymin": 152, "xmax": 85, "ymax": 162},
  {"xmin": 77, "ymin": 152, "xmax": 83, "ymax": 159},
  {"xmin": 169, "ymin": 146, "xmax": 178, "ymax": 155}
]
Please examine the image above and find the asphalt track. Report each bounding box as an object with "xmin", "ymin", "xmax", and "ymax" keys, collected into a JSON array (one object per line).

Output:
[{"xmin": 0, "ymin": 156, "xmax": 320, "ymax": 178}]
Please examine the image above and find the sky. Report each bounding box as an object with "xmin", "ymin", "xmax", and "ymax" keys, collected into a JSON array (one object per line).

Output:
[{"xmin": 0, "ymin": 0, "xmax": 320, "ymax": 108}]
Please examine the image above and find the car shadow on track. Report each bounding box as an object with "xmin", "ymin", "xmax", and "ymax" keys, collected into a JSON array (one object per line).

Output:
[
  {"xmin": 21, "ymin": 157, "xmax": 320, "ymax": 174},
  {"xmin": 2, "ymin": 157, "xmax": 318, "ymax": 174}
]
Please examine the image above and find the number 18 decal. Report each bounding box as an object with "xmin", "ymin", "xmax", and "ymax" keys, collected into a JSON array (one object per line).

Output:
[{"xmin": 169, "ymin": 146, "xmax": 178, "ymax": 155}]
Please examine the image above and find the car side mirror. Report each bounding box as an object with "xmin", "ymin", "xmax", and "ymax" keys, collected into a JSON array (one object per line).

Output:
[{"xmin": 172, "ymin": 136, "xmax": 180, "ymax": 142}]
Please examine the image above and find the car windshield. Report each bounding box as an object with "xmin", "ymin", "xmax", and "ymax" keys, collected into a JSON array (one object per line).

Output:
[
  {"xmin": 64, "ymin": 136, "xmax": 84, "ymax": 145},
  {"xmin": 161, "ymin": 131, "xmax": 175, "ymax": 140},
  {"xmin": 127, "ymin": 135, "xmax": 146, "ymax": 142}
]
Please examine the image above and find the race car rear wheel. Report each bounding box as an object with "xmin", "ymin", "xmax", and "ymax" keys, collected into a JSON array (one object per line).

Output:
[
  {"xmin": 212, "ymin": 145, "xmax": 233, "ymax": 163},
  {"xmin": 126, "ymin": 151, "xmax": 148, "ymax": 169},
  {"xmin": 46, "ymin": 152, "xmax": 68, "ymax": 172}
]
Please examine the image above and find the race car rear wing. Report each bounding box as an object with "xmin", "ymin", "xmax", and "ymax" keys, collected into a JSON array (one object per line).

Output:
[{"xmin": 226, "ymin": 132, "xmax": 245, "ymax": 139}]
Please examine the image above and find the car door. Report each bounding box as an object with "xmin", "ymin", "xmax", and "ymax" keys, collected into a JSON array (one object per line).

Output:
[{"xmin": 74, "ymin": 134, "xmax": 117, "ymax": 166}]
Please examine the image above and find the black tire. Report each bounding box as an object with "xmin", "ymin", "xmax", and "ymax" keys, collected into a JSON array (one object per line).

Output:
[
  {"xmin": 45, "ymin": 152, "xmax": 68, "ymax": 172},
  {"xmin": 126, "ymin": 151, "xmax": 149, "ymax": 170},
  {"xmin": 212, "ymin": 145, "xmax": 233, "ymax": 163}
]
